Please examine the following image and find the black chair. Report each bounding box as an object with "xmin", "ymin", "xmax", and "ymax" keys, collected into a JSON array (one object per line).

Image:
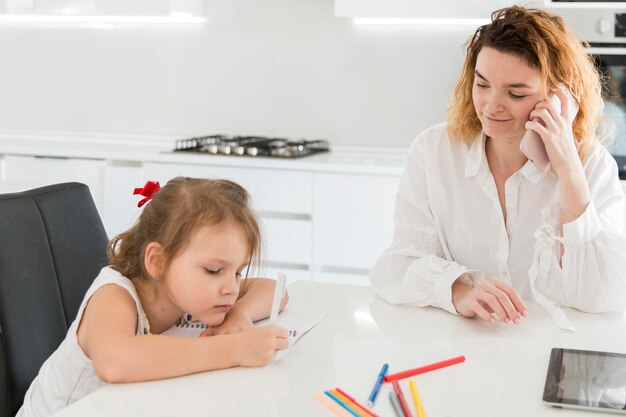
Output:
[{"xmin": 0, "ymin": 183, "xmax": 108, "ymax": 417}]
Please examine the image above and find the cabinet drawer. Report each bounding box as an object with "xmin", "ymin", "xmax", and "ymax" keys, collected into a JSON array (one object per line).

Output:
[
  {"xmin": 313, "ymin": 172, "xmax": 399, "ymax": 270},
  {"xmin": 264, "ymin": 267, "xmax": 311, "ymax": 284},
  {"xmin": 1, "ymin": 155, "xmax": 104, "ymax": 211},
  {"xmin": 102, "ymin": 163, "xmax": 144, "ymax": 237},
  {"xmin": 261, "ymin": 217, "xmax": 311, "ymax": 265},
  {"xmin": 143, "ymin": 162, "xmax": 312, "ymax": 215}
]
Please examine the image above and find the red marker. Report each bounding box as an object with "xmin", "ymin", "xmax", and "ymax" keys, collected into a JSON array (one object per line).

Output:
[
  {"xmin": 384, "ymin": 355, "xmax": 465, "ymax": 382},
  {"xmin": 391, "ymin": 380, "xmax": 413, "ymax": 417},
  {"xmin": 335, "ymin": 388, "xmax": 379, "ymax": 417}
]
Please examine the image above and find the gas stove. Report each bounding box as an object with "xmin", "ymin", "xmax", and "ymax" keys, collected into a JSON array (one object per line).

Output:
[{"xmin": 174, "ymin": 135, "xmax": 330, "ymax": 158}]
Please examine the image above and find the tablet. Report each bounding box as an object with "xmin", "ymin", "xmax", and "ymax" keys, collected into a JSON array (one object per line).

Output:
[{"xmin": 543, "ymin": 348, "xmax": 626, "ymax": 414}]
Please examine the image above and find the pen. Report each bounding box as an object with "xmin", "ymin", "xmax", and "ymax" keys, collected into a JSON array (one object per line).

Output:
[
  {"xmin": 335, "ymin": 388, "xmax": 379, "ymax": 417},
  {"xmin": 325, "ymin": 390, "xmax": 362, "ymax": 417},
  {"xmin": 388, "ymin": 391, "xmax": 405, "ymax": 417},
  {"xmin": 367, "ymin": 363, "xmax": 389, "ymax": 407},
  {"xmin": 269, "ymin": 272, "xmax": 286, "ymax": 325},
  {"xmin": 315, "ymin": 391, "xmax": 353, "ymax": 417},
  {"xmin": 384, "ymin": 355, "xmax": 465, "ymax": 382},
  {"xmin": 408, "ymin": 380, "xmax": 426, "ymax": 417},
  {"xmin": 392, "ymin": 380, "xmax": 413, "ymax": 417}
]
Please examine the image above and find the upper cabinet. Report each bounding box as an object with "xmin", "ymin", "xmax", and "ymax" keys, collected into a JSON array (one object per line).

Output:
[
  {"xmin": 0, "ymin": 0, "xmax": 205, "ymax": 22},
  {"xmin": 334, "ymin": 0, "xmax": 537, "ymax": 20}
]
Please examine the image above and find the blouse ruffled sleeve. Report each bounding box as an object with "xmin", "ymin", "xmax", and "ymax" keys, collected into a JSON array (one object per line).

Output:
[{"xmin": 369, "ymin": 131, "xmax": 483, "ymax": 315}]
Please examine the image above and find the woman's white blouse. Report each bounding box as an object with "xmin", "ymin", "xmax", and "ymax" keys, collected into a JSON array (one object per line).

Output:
[{"xmin": 369, "ymin": 123, "xmax": 626, "ymax": 318}]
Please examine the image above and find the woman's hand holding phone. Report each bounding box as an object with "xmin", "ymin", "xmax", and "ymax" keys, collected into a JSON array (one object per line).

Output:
[{"xmin": 523, "ymin": 88, "xmax": 581, "ymax": 177}]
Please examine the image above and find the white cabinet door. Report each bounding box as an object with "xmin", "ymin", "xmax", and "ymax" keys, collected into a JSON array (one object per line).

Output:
[
  {"xmin": 335, "ymin": 0, "xmax": 514, "ymax": 19},
  {"xmin": 141, "ymin": 162, "xmax": 313, "ymax": 268},
  {"xmin": 261, "ymin": 217, "xmax": 311, "ymax": 265},
  {"xmin": 142, "ymin": 162, "xmax": 313, "ymax": 215},
  {"xmin": 313, "ymin": 172, "xmax": 399, "ymax": 272},
  {"xmin": 0, "ymin": 154, "xmax": 104, "ymax": 212},
  {"xmin": 102, "ymin": 162, "xmax": 144, "ymax": 237}
]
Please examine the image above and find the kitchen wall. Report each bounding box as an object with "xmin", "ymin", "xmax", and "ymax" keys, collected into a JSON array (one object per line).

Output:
[{"xmin": 0, "ymin": 0, "xmax": 483, "ymax": 147}]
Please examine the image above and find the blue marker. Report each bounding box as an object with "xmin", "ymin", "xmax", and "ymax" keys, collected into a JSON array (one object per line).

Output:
[{"xmin": 366, "ymin": 363, "xmax": 389, "ymax": 407}]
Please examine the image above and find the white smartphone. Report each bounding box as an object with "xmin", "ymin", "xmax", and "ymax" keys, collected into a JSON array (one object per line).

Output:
[
  {"xmin": 519, "ymin": 91, "xmax": 579, "ymax": 171},
  {"xmin": 543, "ymin": 348, "xmax": 626, "ymax": 414}
]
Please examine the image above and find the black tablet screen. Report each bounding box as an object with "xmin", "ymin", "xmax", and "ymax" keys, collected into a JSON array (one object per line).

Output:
[{"xmin": 543, "ymin": 348, "xmax": 626, "ymax": 411}]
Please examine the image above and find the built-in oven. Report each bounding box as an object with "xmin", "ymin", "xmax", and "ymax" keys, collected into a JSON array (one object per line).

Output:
[
  {"xmin": 546, "ymin": 4, "xmax": 626, "ymax": 179},
  {"xmin": 592, "ymin": 50, "xmax": 626, "ymax": 179}
]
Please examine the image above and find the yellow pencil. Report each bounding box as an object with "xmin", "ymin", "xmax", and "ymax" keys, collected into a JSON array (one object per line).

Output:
[{"xmin": 409, "ymin": 379, "xmax": 426, "ymax": 417}]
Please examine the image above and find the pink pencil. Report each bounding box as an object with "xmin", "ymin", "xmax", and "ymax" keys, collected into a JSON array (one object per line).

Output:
[{"xmin": 384, "ymin": 355, "xmax": 465, "ymax": 382}]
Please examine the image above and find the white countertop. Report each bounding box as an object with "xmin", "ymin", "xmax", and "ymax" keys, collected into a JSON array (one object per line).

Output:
[
  {"xmin": 52, "ymin": 281, "xmax": 626, "ymax": 417},
  {"xmin": 0, "ymin": 130, "xmax": 408, "ymax": 176}
]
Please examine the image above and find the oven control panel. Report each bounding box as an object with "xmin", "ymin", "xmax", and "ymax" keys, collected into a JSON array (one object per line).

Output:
[{"xmin": 549, "ymin": 8, "xmax": 626, "ymax": 43}]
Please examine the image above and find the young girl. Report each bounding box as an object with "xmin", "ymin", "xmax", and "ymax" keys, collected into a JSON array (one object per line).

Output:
[{"xmin": 17, "ymin": 177, "xmax": 290, "ymax": 417}]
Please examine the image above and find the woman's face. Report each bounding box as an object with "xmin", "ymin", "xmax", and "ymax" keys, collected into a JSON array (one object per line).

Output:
[{"xmin": 472, "ymin": 47, "xmax": 544, "ymax": 142}]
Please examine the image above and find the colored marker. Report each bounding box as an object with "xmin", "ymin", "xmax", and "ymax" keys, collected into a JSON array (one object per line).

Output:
[
  {"xmin": 384, "ymin": 355, "xmax": 465, "ymax": 382},
  {"xmin": 388, "ymin": 391, "xmax": 405, "ymax": 417},
  {"xmin": 269, "ymin": 272, "xmax": 286, "ymax": 325},
  {"xmin": 392, "ymin": 381, "xmax": 413, "ymax": 417},
  {"xmin": 367, "ymin": 363, "xmax": 389, "ymax": 407},
  {"xmin": 335, "ymin": 388, "xmax": 379, "ymax": 417},
  {"xmin": 325, "ymin": 390, "xmax": 361, "ymax": 417},
  {"xmin": 315, "ymin": 391, "xmax": 353, "ymax": 417},
  {"xmin": 409, "ymin": 380, "xmax": 426, "ymax": 417},
  {"xmin": 331, "ymin": 389, "xmax": 371, "ymax": 417}
]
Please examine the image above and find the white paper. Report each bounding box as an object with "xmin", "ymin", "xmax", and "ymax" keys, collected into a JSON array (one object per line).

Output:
[{"xmin": 161, "ymin": 310, "xmax": 326, "ymax": 361}]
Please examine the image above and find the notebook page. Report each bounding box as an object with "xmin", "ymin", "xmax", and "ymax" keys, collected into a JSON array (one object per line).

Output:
[{"xmin": 161, "ymin": 309, "xmax": 326, "ymax": 360}]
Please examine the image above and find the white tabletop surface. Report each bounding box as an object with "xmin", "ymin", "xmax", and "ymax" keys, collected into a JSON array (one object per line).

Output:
[{"xmin": 52, "ymin": 281, "xmax": 626, "ymax": 417}]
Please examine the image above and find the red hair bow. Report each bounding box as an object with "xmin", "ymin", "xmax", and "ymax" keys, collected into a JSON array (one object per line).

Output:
[{"xmin": 133, "ymin": 180, "xmax": 161, "ymax": 207}]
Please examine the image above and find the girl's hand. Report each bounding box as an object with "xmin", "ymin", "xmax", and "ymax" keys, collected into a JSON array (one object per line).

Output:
[
  {"xmin": 452, "ymin": 277, "xmax": 528, "ymax": 324},
  {"xmin": 200, "ymin": 308, "xmax": 254, "ymax": 337},
  {"xmin": 232, "ymin": 326, "xmax": 289, "ymax": 367},
  {"xmin": 524, "ymin": 88, "xmax": 581, "ymax": 178}
]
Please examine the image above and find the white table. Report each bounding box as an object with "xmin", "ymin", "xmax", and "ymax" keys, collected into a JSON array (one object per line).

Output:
[{"xmin": 52, "ymin": 281, "xmax": 626, "ymax": 417}]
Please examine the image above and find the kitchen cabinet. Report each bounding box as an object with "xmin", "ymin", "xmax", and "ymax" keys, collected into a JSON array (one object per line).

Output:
[
  {"xmin": 334, "ymin": 0, "xmax": 516, "ymax": 19},
  {"xmin": 141, "ymin": 162, "xmax": 315, "ymax": 282},
  {"xmin": 0, "ymin": 142, "xmax": 403, "ymax": 285},
  {"xmin": 141, "ymin": 162, "xmax": 313, "ymax": 215},
  {"xmin": 0, "ymin": 154, "xmax": 104, "ymax": 211},
  {"xmin": 312, "ymin": 172, "xmax": 399, "ymax": 274},
  {"xmin": 101, "ymin": 162, "xmax": 143, "ymax": 238},
  {"xmin": 2, "ymin": 139, "xmax": 626, "ymax": 287},
  {"xmin": 135, "ymin": 162, "xmax": 401, "ymax": 285}
]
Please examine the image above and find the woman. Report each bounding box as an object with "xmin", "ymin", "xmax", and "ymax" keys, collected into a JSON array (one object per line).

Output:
[{"xmin": 369, "ymin": 6, "xmax": 626, "ymax": 328}]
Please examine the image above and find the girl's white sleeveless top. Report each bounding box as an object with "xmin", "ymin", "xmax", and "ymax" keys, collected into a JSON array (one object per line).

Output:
[{"xmin": 17, "ymin": 267, "xmax": 151, "ymax": 417}]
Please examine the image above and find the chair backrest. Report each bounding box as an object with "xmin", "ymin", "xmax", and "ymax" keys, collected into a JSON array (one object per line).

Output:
[{"xmin": 0, "ymin": 182, "xmax": 108, "ymax": 417}]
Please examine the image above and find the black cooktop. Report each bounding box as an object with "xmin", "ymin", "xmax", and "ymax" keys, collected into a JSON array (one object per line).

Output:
[{"xmin": 174, "ymin": 135, "xmax": 330, "ymax": 159}]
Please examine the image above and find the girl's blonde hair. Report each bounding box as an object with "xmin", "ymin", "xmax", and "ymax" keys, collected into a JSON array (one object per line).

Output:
[
  {"xmin": 108, "ymin": 177, "xmax": 262, "ymax": 281},
  {"xmin": 448, "ymin": 6, "xmax": 605, "ymax": 161}
]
